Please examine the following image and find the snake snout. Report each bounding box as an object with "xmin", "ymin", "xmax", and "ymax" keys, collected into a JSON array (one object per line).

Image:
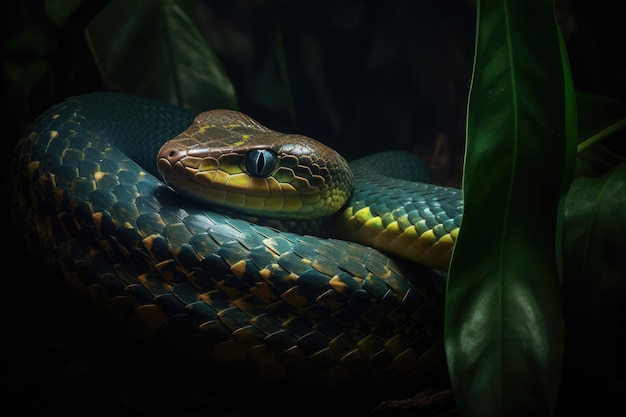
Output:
[
  {"xmin": 157, "ymin": 143, "xmax": 192, "ymax": 183},
  {"xmin": 158, "ymin": 145, "xmax": 185, "ymax": 165}
]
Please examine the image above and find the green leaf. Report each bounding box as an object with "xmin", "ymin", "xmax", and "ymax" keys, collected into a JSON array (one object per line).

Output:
[
  {"xmin": 2, "ymin": 26, "xmax": 54, "ymax": 96},
  {"xmin": 444, "ymin": 0, "xmax": 573, "ymax": 415},
  {"xmin": 556, "ymin": 7, "xmax": 579, "ymax": 281},
  {"xmin": 561, "ymin": 163, "xmax": 626, "ymax": 394},
  {"xmin": 86, "ymin": 0, "xmax": 237, "ymax": 112}
]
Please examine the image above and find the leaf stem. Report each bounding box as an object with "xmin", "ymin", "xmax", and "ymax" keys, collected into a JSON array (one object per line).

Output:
[{"xmin": 577, "ymin": 117, "xmax": 626, "ymax": 154}]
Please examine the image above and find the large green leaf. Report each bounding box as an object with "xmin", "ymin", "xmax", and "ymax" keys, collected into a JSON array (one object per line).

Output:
[
  {"xmin": 86, "ymin": 0, "xmax": 236, "ymax": 112},
  {"xmin": 444, "ymin": 0, "xmax": 575, "ymax": 415},
  {"xmin": 561, "ymin": 164, "xmax": 626, "ymax": 395}
]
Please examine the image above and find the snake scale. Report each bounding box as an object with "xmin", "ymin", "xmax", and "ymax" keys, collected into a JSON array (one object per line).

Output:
[{"xmin": 11, "ymin": 92, "xmax": 463, "ymax": 399}]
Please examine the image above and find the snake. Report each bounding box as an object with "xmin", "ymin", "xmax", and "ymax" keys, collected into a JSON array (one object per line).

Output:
[{"xmin": 11, "ymin": 92, "xmax": 463, "ymax": 400}]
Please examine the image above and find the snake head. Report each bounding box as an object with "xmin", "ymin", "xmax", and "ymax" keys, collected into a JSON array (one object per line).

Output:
[{"xmin": 157, "ymin": 109, "xmax": 354, "ymax": 220}]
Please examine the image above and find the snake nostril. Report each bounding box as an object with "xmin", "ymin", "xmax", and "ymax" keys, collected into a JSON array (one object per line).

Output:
[{"xmin": 160, "ymin": 147, "xmax": 182, "ymax": 162}]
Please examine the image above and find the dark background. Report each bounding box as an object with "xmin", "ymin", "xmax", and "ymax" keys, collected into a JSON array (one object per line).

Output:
[
  {"xmin": 2, "ymin": 0, "xmax": 625, "ymax": 416},
  {"xmin": 5, "ymin": 0, "xmax": 625, "ymax": 187}
]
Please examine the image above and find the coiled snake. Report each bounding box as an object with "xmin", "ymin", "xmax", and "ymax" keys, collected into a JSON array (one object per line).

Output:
[{"xmin": 11, "ymin": 92, "xmax": 463, "ymax": 398}]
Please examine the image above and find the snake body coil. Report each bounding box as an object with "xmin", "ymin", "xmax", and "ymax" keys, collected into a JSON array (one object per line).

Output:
[{"xmin": 11, "ymin": 93, "xmax": 462, "ymax": 396}]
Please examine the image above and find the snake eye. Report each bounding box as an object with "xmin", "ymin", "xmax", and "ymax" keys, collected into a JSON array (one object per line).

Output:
[{"xmin": 246, "ymin": 149, "xmax": 276, "ymax": 177}]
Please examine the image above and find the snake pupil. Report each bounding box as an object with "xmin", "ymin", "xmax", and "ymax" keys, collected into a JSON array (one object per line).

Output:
[{"xmin": 246, "ymin": 149, "xmax": 276, "ymax": 177}]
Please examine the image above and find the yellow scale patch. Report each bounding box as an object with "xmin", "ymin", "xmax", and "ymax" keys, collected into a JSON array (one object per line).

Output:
[
  {"xmin": 225, "ymin": 173, "xmax": 251, "ymax": 191},
  {"xmin": 230, "ymin": 260, "xmax": 247, "ymax": 278},
  {"xmin": 190, "ymin": 155, "xmax": 327, "ymax": 214},
  {"xmin": 243, "ymin": 195, "xmax": 266, "ymax": 211},
  {"xmin": 300, "ymin": 193, "xmax": 321, "ymax": 204},
  {"xmin": 198, "ymin": 157, "xmax": 218, "ymax": 171},
  {"xmin": 248, "ymin": 176, "xmax": 270, "ymax": 195},
  {"xmin": 230, "ymin": 133, "xmax": 250, "ymax": 147},
  {"xmin": 339, "ymin": 206, "xmax": 457, "ymax": 271}
]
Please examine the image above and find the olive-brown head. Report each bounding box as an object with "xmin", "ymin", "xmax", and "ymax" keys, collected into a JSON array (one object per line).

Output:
[{"xmin": 157, "ymin": 109, "xmax": 354, "ymax": 220}]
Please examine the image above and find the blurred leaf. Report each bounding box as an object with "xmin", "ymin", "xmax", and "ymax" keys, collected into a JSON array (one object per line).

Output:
[
  {"xmin": 86, "ymin": 0, "xmax": 236, "ymax": 112},
  {"xmin": 444, "ymin": 0, "xmax": 573, "ymax": 415},
  {"xmin": 3, "ymin": 25, "xmax": 54, "ymax": 55},
  {"xmin": 2, "ymin": 25, "xmax": 55, "ymax": 96},
  {"xmin": 3, "ymin": 60, "xmax": 48, "ymax": 96},
  {"xmin": 44, "ymin": 0, "xmax": 85, "ymax": 26}
]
